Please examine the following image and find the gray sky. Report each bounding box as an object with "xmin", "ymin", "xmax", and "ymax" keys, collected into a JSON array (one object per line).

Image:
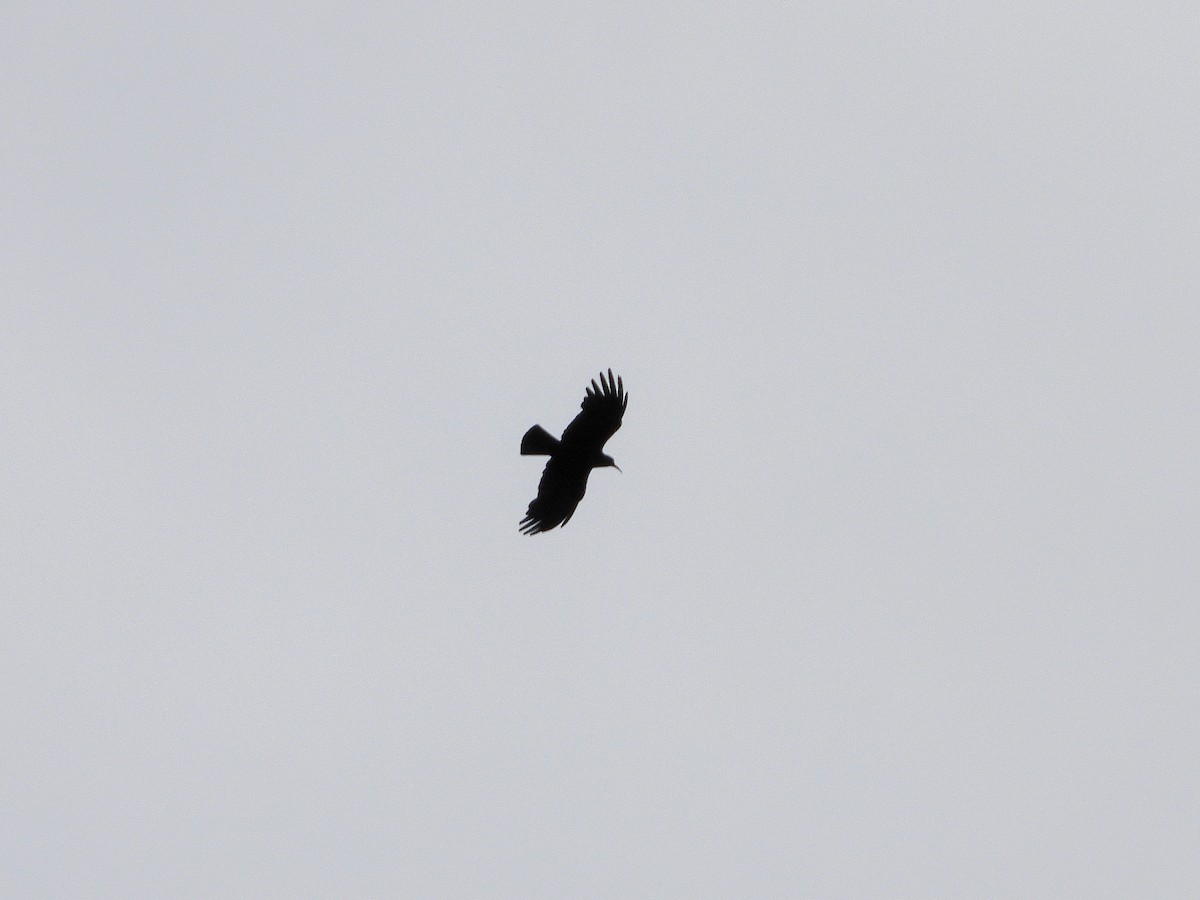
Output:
[{"xmin": 4, "ymin": 3, "xmax": 1197, "ymax": 897}]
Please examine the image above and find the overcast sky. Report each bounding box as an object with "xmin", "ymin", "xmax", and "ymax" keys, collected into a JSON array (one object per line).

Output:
[{"xmin": 4, "ymin": 3, "xmax": 1197, "ymax": 897}]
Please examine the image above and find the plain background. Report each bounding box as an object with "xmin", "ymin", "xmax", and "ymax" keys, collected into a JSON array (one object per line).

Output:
[{"xmin": 3, "ymin": 3, "xmax": 1197, "ymax": 897}]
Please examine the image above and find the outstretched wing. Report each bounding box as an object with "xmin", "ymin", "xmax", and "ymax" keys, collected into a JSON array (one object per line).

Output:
[
  {"xmin": 519, "ymin": 455, "xmax": 590, "ymax": 535},
  {"xmin": 559, "ymin": 369, "xmax": 628, "ymax": 451}
]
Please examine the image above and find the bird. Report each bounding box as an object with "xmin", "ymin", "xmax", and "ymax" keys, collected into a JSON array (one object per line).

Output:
[{"xmin": 519, "ymin": 369, "xmax": 628, "ymax": 535}]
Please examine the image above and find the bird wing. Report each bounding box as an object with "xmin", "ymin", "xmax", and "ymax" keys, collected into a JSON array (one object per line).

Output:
[
  {"xmin": 519, "ymin": 454, "xmax": 590, "ymax": 534},
  {"xmin": 559, "ymin": 369, "xmax": 628, "ymax": 451}
]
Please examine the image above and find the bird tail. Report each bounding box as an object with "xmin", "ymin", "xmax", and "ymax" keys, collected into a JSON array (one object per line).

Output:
[{"xmin": 521, "ymin": 424, "xmax": 559, "ymax": 455}]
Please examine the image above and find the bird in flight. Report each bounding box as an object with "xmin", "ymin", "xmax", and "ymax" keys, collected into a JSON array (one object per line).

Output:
[{"xmin": 519, "ymin": 369, "xmax": 628, "ymax": 535}]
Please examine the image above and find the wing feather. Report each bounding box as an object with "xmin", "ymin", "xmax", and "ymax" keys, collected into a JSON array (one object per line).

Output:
[
  {"xmin": 560, "ymin": 368, "xmax": 628, "ymax": 451},
  {"xmin": 519, "ymin": 455, "xmax": 590, "ymax": 534}
]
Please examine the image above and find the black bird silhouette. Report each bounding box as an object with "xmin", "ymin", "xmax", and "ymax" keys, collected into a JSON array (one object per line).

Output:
[{"xmin": 520, "ymin": 369, "xmax": 628, "ymax": 535}]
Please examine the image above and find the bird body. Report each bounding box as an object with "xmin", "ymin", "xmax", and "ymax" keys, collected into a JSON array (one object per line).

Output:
[{"xmin": 519, "ymin": 370, "xmax": 627, "ymax": 535}]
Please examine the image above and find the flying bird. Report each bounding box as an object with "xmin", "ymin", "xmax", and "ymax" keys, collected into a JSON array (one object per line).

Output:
[{"xmin": 519, "ymin": 369, "xmax": 628, "ymax": 535}]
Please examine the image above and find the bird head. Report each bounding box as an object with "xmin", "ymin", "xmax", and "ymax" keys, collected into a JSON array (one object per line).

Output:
[{"xmin": 601, "ymin": 453, "xmax": 622, "ymax": 473}]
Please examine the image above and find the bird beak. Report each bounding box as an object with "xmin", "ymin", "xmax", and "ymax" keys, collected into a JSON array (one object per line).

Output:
[{"xmin": 613, "ymin": 464, "xmax": 622, "ymax": 473}]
